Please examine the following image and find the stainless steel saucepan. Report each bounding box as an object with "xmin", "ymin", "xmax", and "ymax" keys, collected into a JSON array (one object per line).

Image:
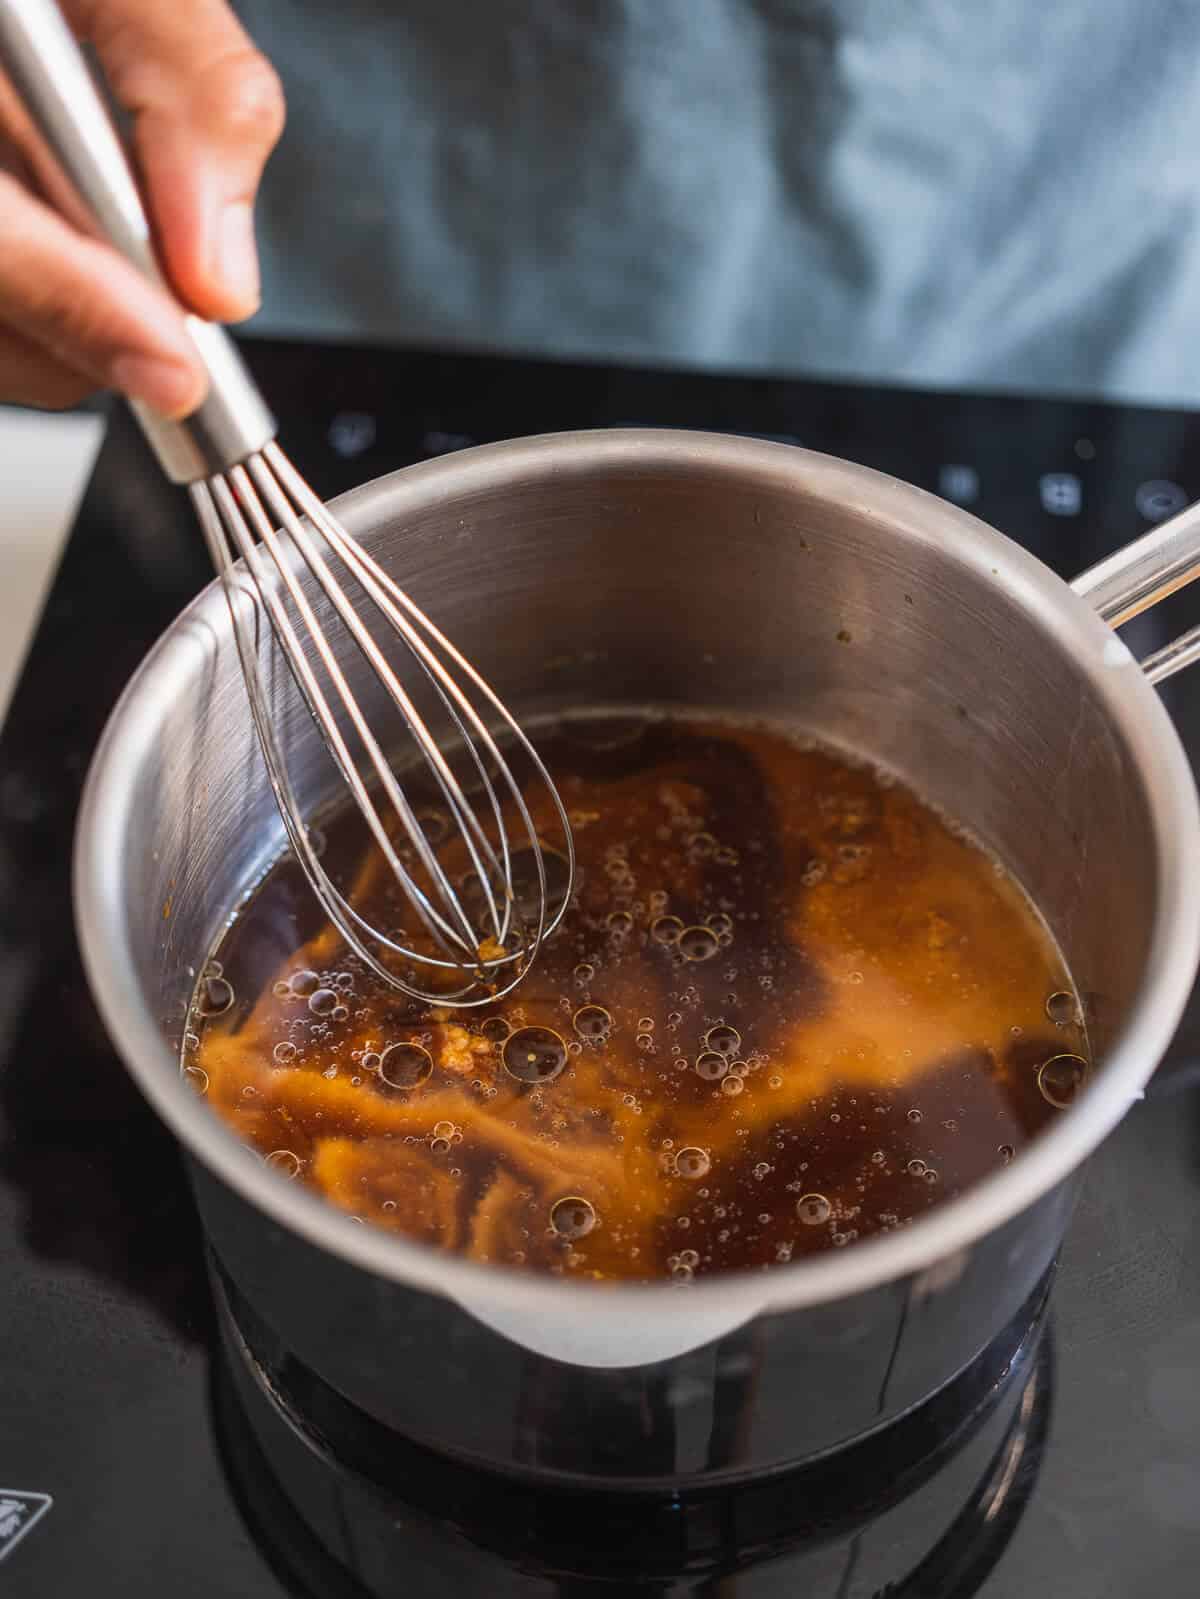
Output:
[{"xmin": 74, "ymin": 430, "xmax": 1200, "ymax": 1487}]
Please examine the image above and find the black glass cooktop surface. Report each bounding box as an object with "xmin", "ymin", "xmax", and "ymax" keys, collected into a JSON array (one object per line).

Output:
[{"xmin": 3, "ymin": 339, "xmax": 1200, "ymax": 1596}]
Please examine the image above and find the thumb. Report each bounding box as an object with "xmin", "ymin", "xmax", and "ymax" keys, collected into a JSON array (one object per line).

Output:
[{"xmin": 67, "ymin": 0, "xmax": 285, "ymax": 323}]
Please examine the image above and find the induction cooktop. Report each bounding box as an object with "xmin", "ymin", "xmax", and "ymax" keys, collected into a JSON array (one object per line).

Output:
[{"xmin": 3, "ymin": 339, "xmax": 1200, "ymax": 1596}]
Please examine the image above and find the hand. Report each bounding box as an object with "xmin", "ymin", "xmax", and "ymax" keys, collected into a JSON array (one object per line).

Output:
[{"xmin": 0, "ymin": 0, "xmax": 284, "ymax": 414}]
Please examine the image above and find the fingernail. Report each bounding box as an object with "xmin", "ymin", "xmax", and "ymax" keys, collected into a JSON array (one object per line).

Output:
[
  {"xmin": 110, "ymin": 353, "xmax": 206, "ymax": 419},
  {"xmin": 215, "ymin": 201, "xmax": 261, "ymax": 315}
]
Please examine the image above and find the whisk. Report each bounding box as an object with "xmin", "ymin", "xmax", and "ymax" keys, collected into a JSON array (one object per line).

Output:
[{"xmin": 0, "ymin": 0, "xmax": 573, "ymax": 1004}]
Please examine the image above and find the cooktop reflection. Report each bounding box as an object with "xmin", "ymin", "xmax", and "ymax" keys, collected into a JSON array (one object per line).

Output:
[{"xmin": 3, "ymin": 339, "xmax": 1200, "ymax": 1595}]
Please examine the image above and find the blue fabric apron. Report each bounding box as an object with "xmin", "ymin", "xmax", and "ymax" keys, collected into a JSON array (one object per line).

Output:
[{"xmin": 234, "ymin": 0, "xmax": 1200, "ymax": 405}]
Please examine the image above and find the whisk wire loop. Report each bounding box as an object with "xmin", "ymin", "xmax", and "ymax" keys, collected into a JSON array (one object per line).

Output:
[{"xmin": 190, "ymin": 446, "xmax": 574, "ymax": 1006}]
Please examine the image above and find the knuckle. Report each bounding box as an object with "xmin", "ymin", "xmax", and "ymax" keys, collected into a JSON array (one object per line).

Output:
[
  {"xmin": 204, "ymin": 50, "xmax": 286, "ymax": 149},
  {"xmin": 0, "ymin": 184, "xmax": 86, "ymax": 351},
  {"xmin": 17, "ymin": 269, "xmax": 118, "ymax": 367},
  {"xmin": 0, "ymin": 342, "xmax": 93, "ymax": 410},
  {"xmin": 26, "ymin": 280, "xmax": 94, "ymax": 347},
  {"xmin": 25, "ymin": 371, "xmax": 94, "ymax": 410}
]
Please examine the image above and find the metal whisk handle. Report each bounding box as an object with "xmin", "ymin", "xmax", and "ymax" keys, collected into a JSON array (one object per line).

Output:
[{"xmin": 0, "ymin": 0, "xmax": 275, "ymax": 481}]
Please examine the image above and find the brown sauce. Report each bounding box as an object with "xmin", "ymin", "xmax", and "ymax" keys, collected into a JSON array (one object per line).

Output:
[{"xmin": 188, "ymin": 716, "xmax": 1087, "ymax": 1282}]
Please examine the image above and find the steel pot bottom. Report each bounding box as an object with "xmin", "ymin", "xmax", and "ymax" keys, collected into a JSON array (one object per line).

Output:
[
  {"xmin": 212, "ymin": 1252, "xmax": 1052, "ymax": 1589},
  {"xmin": 76, "ymin": 432, "xmax": 1200, "ymax": 1486},
  {"xmin": 193, "ymin": 1152, "xmax": 1071, "ymax": 1485},
  {"xmin": 213, "ymin": 1241, "xmax": 1053, "ymax": 1493}
]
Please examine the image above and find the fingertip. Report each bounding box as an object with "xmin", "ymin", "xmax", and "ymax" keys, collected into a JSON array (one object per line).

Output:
[
  {"xmin": 110, "ymin": 351, "xmax": 208, "ymax": 420},
  {"xmin": 174, "ymin": 189, "xmax": 263, "ymax": 323},
  {"xmin": 211, "ymin": 201, "xmax": 262, "ymax": 320},
  {"xmin": 139, "ymin": 139, "xmax": 263, "ymax": 323}
]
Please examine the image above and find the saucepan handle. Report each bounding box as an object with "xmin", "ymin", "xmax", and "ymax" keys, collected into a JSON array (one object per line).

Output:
[{"xmin": 1071, "ymin": 501, "xmax": 1200, "ymax": 684}]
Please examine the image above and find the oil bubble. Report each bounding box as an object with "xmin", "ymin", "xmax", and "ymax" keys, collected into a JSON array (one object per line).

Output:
[
  {"xmin": 273, "ymin": 1041, "xmax": 297, "ymax": 1065},
  {"xmin": 503, "ymin": 1026, "xmax": 568, "ymax": 1083},
  {"xmin": 480, "ymin": 1016, "xmax": 511, "ymax": 1043},
  {"xmin": 433, "ymin": 1120, "xmax": 457, "ymax": 1139},
  {"xmin": 721, "ymin": 1075, "xmax": 744, "ymax": 1096},
  {"xmin": 196, "ymin": 975, "xmax": 234, "ymax": 1017},
  {"xmin": 265, "ymin": 1149, "xmax": 301, "ymax": 1179},
  {"xmin": 906, "ymin": 1108, "xmax": 923, "ymax": 1124},
  {"xmin": 606, "ymin": 911, "xmax": 633, "ymax": 937},
  {"xmin": 182, "ymin": 1065, "xmax": 208, "ymax": 1095},
  {"xmin": 651, "ymin": 915, "xmax": 684, "ymax": 944},
  {"xmin": 797, "ymin": 1193, "xmax": 832, "ymax": 1225},
  {"xmin": 573, "ymin": 1005, "xmax": 612, "ymax": 1041},
  {"xmin": 1037, "ymin": 1053, "xmax": 1087, "ymax": 1109},
  {"xmin": 1046, "ymin": 990, "xmax": 1080, "ymax": 1026},
  {"xmin": 272, "ymin": 980, "xmax": 292, "ymax": 999},
  {"xmin": 291, "ymin": 969, "xmax": 319, "ymax": 996},
  {"xmin": 706, "ymin": 913, "xmax": 734, "ymax": 937},
  {"xmin": 182, "ymin": 1031, "xmax": 200, "ymax": 1054},
  {"xmin": 574, "ymin": 962, "xmax": 595, "ymax": 983},
  {"xmin": 695, "ymin": 1052, "xmax": 729, "ymax": 1081},
  {"xmin": 504, "ymin": 844, "xmax": 573, "ymax": 924},
  {"xmin": 679, "ymin": 925, "xmax": 720, "ymax": 962},
  {"xmin": 907, "ymin": 1158, "xmax": 927, "ymax": 1177},
  {"xmin": 637, "ymin": 1016, "xmax": 655, "ymax": 1031},
  {"xmin": 416, "ymin": 807, "xmax": 449, "ymax": 846},
  {"xmin": 704, "ymin": 1023, "xmax": 741, "ymax": 1057},
  {"xmin": 331, "ymin": 1004, "xmax": 349, "ymax": 1022},
  {"xmin": 999, "ymin": 1144, "xmax": 1015, "ymax": 1165},
  {"xmin": 361, "ymin": 1052, "xmax": 381, "ymax": 1071},
  {"xmin": 308, "ymin": 988, "xmax": 338, "ymax": 1017},
  {"xmin": 551, "ymin": 1195, "xmax": 597, "ymax": 1239},
  {"xmin": 430, "ymin": 1137, "xmax": 451, "ymax": 1155},
  {"xmin": 378, "ymin": 1041, "xmax": 434, "ymax": 1089},
  {"xmin": 674, "ymin": 1147, "xmax": 711, "ymax": 1179}
]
